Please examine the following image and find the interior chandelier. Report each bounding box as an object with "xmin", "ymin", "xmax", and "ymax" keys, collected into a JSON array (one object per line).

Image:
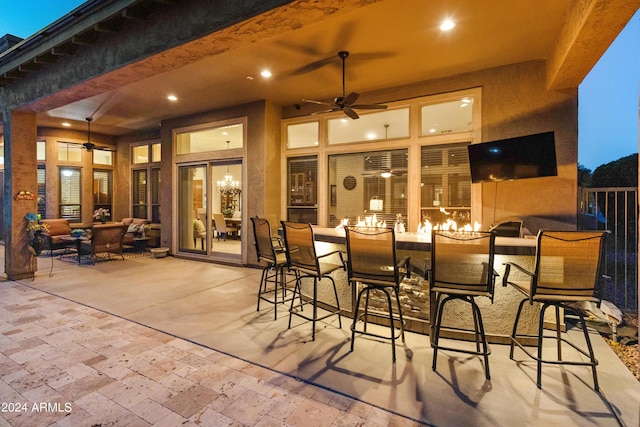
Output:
[
  {"xmin": 217, "ymin": 170, "xmax": 241, "ymax": 195},
  {"xmin": 217, "ymin": 141, "xmax": 241, "ymax": 195}
]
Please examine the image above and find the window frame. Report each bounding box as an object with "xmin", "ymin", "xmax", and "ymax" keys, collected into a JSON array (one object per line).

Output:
[
  {"xmin": 130, "ymin": 140, "xmax": 161, "ymax": 223},
  {"xmin": 58, "ymin": 166, "xmax": 82, "ymax": 222},
  {"xmin": 92, "ymin": 169, "xmax": 113, "ymax": 221},
  {"xmin": 281, "ymin": 88, "xmax": 482, "ymax": 230}
]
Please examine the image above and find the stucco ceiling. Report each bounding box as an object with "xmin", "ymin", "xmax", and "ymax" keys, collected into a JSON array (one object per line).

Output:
[{"xmin": 18, "ymin": 0, "xmax": 630, "ymax": 136}]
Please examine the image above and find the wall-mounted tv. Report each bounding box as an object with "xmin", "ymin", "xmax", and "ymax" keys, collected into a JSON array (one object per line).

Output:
[{"xmin": 468, "ymin": 131, "xmax": 557, "ymax": 183}]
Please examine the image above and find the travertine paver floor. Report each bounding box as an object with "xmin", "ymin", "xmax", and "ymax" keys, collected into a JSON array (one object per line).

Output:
[{"xmin": 0, "ymin": 281, "xmax": 422, "ymax": 426}]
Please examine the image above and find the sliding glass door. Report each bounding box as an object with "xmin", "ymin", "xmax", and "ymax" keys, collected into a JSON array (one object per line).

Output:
[
  {"xmin": 178, "ymin": 164, "xmax": 207, "ymax": 254},
  {"xmin": 177, "ymin": 161, "xmax": 243, "ymax": 262}
]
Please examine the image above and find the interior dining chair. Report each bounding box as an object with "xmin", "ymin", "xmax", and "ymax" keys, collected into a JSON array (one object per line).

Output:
[
  {"xmin": 251, "ymin": 217, "xmax": 297, "ymax": 320},
  {"xmin": 213, "ymin": 213, "xmax": 238, "ymax": 241},
  {"xmin": 502, "ymin": 230, "xmax": 608, "ymax": 391},
  {"xmin": 280, "ymin": 221, "xmax": 345, "ymax": 341},
  {"xmin": 344, "ymin": 226, "xmax": 410, "ymax": 362},
  {"xmin": 428, "ymin": 230, "xmax": 497, "ymax": 380},
  {"xmin": 193, "ymin": 208, "xmax": 207, "ymax": 250}
]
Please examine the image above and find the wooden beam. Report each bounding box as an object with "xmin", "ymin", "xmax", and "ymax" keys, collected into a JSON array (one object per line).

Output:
[
  {"xmin": 72, "ymin": 30, "xmax": 99, "ymax": 46},
  {"xmin": 51, "ymin": 43, "xmax": 76, "ymax": 56}
]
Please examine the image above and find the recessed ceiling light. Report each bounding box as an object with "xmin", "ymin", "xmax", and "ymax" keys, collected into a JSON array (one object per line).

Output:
[
  {"xmin": 260, "ymin": 69, "xmax": 272, "ymax": 78},
  {"xmin": 440, "ymin": 18, "xmax": 455, "ymax": 31},
  {"xmin": 429, "ymin": 128, "xmax": 437, "ymax": 133},
  {"xmin": 167, "ymin": 95, "xmax": 178, "ymax": 101},
  {"xmin": 62, "ymin": 122, "xmax": 71, "ymax": 127}
]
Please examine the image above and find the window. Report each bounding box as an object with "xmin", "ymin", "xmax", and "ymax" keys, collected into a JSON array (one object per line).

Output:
[
  {"xmin": 176, "ymin": 123, "xmax": 244, "ymax": 154},
  {"xmin": 59, "ymin": 167, "xmax": 81, "ymax": 221},
  {"xmin": 37, "ymin": 141, "xmax": 46, "ymax": 161},
  {"xmin": 93, "ymin": 170, "xmax": 112, "ymax": 220},
  {"xmin": 287, "ymin": 157, "xmax": 317, "ymax": 224},
  {"xmin": 131, "ymin": 142, "xmax": 161, "ymax": 222},
  {"xmin": 93, "ymin": 149, "xmax": 113, "ymax": 165},
  {"xmin": 132, "ymin": 169, "xmax": 148, "ymax": 219},
  {"xmin": 420, "ymin": 143, "xmax": 471, "ymax": 226},
  {"xmin": 58, "ymin": 142, "xmax": 82, "ymax": 162},
  {"xmin": 421, "ymin": 97, "xmax": 474, "ymax": 136},
  {"xmin": 328, "ymin": 149, "xmax": 408, "ymax": 227},
  {"xmin": 287, "ymin": 122, "xmax": 319, "ymax": 148},
  {"xmin": 151, "ymin": 143, "xmax": 161, "ymax": 162},
  {"xmin": 328, "ymin": 109, "xmax": 409, "ymax": 145},
  {"xmin": 37, "ymin": 165, "xmax": 46, "ymax": 218},
  {"xmin": 132, "ymin": 146, "xmax": 149, "ymax": 164}
]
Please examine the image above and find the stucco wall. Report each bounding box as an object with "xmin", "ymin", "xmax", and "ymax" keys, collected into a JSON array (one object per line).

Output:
[
  {"xmin": 400, "ymin": 60, "xmax": 577, "ymax": 232},
  {"xmin": 285, "ymin": 60, "xmax": 579, "ymax": 232}
]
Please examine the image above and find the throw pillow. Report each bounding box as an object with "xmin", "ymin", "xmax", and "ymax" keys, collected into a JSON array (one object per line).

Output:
[
  {"xmin": 194, "ymin": 219, "xmax": 206, "ymax": 233},
  {"xmin": 127, "ymin": 223, "xmax": 141, "ymax": 234}
]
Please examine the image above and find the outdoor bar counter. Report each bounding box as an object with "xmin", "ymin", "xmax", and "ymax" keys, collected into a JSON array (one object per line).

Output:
[{"xmin": 305, "ymin": 227, "xmax": 540, "ymax": 342}]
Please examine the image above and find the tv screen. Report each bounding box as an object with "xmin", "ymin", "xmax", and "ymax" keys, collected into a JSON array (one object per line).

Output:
[{"xmin": 468, "ymin": 131, "xmax": 557, "ymax": 183}]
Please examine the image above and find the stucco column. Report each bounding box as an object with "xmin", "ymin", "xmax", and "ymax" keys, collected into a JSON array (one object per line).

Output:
[{"xmin": 3, "ymin": 111, "xmax": 38, "ymax": 280}]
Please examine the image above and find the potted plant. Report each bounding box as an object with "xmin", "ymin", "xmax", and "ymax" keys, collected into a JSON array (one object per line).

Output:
[
  {"xmin": 25, "ymin": 212, "xmax": 49, "ymax": 256},
  {"xmin": 93, "ymin": 208, "xmax": 110, "ymax": 223}
]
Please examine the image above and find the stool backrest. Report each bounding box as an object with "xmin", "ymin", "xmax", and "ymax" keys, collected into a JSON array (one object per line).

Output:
[
  {"xmin": 345, "ymin": 227, "xmax": 399, "ymax": 285},
  {"xmin": 280, "ymin": 221, "xmax": 318, "ymax": 273},
  {"xmin": 431, "ymin": 230, "xmax": 496, "ymax": 295},
  {"xmin": 533, "ymin": 230, "xmax": 608, "ymax": 299},
  {"xmin": 251, "ymin": 217, "xmax": 276, "ymax": 264}
]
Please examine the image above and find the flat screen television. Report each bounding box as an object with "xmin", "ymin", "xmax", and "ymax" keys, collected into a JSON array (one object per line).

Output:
[{"xmin": 467, "ymin": 131, "xmax": 557, "ymax": 183}]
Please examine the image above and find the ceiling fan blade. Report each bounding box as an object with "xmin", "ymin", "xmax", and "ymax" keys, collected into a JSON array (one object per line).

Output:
[
  {"xmin": 342, "ymin": 92, "xmax": 360, "ymax": 106},
  {"xmin": 344, "ymin": 108, "xmax": 359, "ymax": 120},
  {"xmin": 310, "ymin": 108, "xmax": 337, "ymax": 116},
  {"xmin": 352, "ymin": 103, "xmax": 388, "ymax": 110},
  {"xmin": 289, "ymin": 56, "xmax": 336, "ymax": 76},
  {"xmin": 302, "ymin": 98, "xmax": 334, "ymax": 106}
]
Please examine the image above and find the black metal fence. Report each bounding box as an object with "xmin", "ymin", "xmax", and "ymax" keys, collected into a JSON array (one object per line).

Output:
[{"xmin": 579, "ymin": 187, "xmax": 638, "ymax": 310}]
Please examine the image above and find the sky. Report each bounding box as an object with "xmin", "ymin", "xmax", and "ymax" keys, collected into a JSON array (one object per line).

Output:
[{"xmin": 1, "ymin": 1, "xmax": 638, "ymax": 172}]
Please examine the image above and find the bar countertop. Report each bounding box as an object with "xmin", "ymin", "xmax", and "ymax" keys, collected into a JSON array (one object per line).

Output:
[{"xmin": 311, "ymin": 226, "xmax": 537, "ymax": 255}]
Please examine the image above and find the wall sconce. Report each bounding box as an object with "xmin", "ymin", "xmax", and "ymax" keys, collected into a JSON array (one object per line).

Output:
[{"xmin": 369, "ymin": 196, "xmax": 383, "ymax": 211}]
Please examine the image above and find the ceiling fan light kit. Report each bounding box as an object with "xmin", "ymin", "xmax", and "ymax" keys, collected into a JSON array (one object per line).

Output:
[{"xmin": 303, "ymin": 51, "xmax": 387, "ymax": 119}]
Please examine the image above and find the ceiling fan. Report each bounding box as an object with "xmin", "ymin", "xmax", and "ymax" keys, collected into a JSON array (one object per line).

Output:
[
  {"xmin": 302, "ymin": 51, "xmax": 387, "ymax": 119},
  {"xmin": 82, "ymin": 117, "xmax": 113, "ymax": 151}
]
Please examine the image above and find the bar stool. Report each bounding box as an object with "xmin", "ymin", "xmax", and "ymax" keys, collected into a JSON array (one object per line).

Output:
[
  {"xmin": 503, "ymin": 230, "xmax": 608, "ymax": 391},
  {"xmin": 250, "ymin": 217, "xmax": 296, "ymax": 320},
  {"xmin": 428, "ymin": 230, "xmax": 497, "ymax": 380},
  {"xmin": 345, "ymin": 226, "xmax": 410, "ymax": 362},
  {"xmin": 280, "ymin": 221, "xmax": 345, "ymax": 341}
]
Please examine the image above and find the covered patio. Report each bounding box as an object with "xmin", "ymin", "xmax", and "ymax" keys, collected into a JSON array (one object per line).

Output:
[{"xmin": 2, "ymin": 248, "xmax": 638, "ymax": 426}]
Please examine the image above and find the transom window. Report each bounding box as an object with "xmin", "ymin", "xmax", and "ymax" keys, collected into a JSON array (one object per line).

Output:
[
  {"xmin": 93, "ymin": 149, "xmax": 113, "ymax": 165},
  {"xmin": 57, "ymin": 142, "xmax": 83, "ymax": 162},
  {"xmin": 176, "ymin": 123, "xmax": 244, "ymax": 155}
]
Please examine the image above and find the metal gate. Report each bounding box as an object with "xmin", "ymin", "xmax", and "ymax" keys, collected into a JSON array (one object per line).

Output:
[{"xmin": 579, "ymin": 187, "xmax": 638, "ymax": 310}]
